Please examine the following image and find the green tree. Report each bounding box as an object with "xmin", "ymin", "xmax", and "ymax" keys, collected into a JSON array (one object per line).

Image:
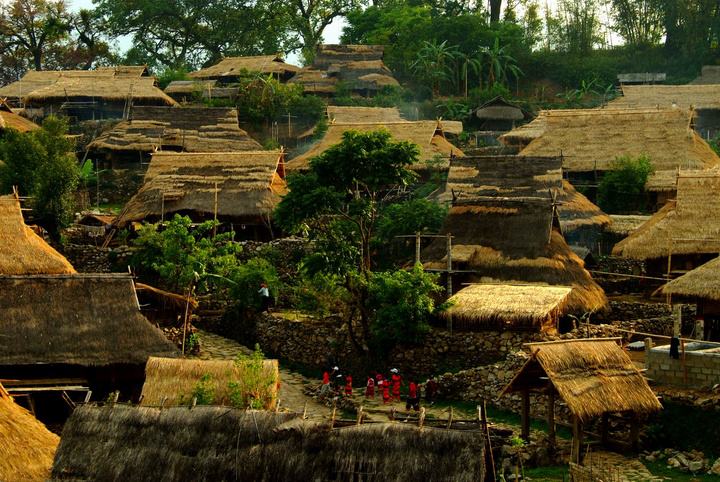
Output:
[
  {"xmin": 611, "ymin": 0, "xmax": 663, "ymax": 46},
  {"xmin": 597, "ymin": 155, "xmax": 654, "ymax": 213},
  {"xmin": 477, "ymin": 37, "xmax": 524, "ymax": 89},
  {"xmin": 410, "ymin": 40, "xmax": 462, "ymax": 96},
  {"xmin": 376, "ymin": 198, "xmax": 449, "ymax": 243}
]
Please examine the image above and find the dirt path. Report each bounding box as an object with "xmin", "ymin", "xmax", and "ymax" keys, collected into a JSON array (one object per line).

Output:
[{"xmin": 582, "ymin": 450, "xmax": 660, "ymax": 481}]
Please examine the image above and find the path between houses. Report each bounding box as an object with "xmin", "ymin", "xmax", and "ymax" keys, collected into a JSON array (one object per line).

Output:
[{"xmin": 582, "ymin": 450, "xmax": 660, "ymax": 482}]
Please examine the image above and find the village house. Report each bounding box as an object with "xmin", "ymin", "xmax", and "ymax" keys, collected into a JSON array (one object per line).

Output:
[
  {"xmin": 163, "ymin": 80, "xmax": 220, "ymax": 103},
  {"xmin": 497, "ymin": 110, "xmax": 547, "ymax": 150},
  {"xmin": 474, "ymin": 96, "xmax": 533, "ymax": 132},
  {"xmin": 188, "ymin": 54, "xmax": 300, "ymax": 83}
]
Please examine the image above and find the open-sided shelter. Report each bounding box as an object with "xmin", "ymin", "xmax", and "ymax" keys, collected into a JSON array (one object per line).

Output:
[
  {"xmin": 189, "ymin": 54, "xmax": 299, "ymax": 83},
  {"xmin": 500, "ymin": 338, "xmax": 662, "ymax": 461},
  {"xmin": 52, "ymin": 406, "xmax": 486, "ymax": 482},
  {"xmin": 0, "ymin": 382, "xmax": 59, "ymax": 481},
  {"xmin": 115, "ymin": 151, "xmax": 286, "ymax": 240},
  {"xmin": 474, "ymin": 96, "xmax": 533, "ymax": 131},
  {"xmin": 87, "ymin": 106, "xmax": 262, "ymax": 168},
  {"xmin": 289, "ymin": 44, "xmax": 400, "ymax": 97}
]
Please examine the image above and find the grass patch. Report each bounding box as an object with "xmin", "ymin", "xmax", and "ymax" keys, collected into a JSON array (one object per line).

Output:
[
  {"xmin": 93, "ymin": 203, "xmax": 126, "ymax": 214},
  {"xmin": 644, "ymin": 460, "xmax": 720, "ymax": 481},
  {"xmin": 520, "ymin": 465, "xmax": 569, "ymax": 481}
]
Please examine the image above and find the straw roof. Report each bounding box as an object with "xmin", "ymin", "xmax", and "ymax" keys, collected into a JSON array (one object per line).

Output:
[
  {"xmin": 286, "ymin": 121, "xmax": 464, "ymax": 172},
  {"xmin": 613, "ymin": 172, "xmax": 720, "ymax": 260},
  {"xmin": 431, "ymin": 155, "xmax": 610, "ymax": 233},
  {"xmin": 610, "ymin": 84, "xmax": 720, "ymax": 110},
  {"xmin": 690, "ymin": 66, "xmax": 720, "ymax": 85},
  {"xmin": 0, "ymin": 194, "xmax": 76, "ymax": 275},
  {"xmin": 52, "ymin": 406, "xmax": 485, "ymax": 481},
  {"xmin": 475, "ymin": 96, "xmax": 530, "ymax": 122},
  {"xmin": 96, "ymin": 65, "xmax": 151, "ymax": 77},
  {"xmin": 189, "ymin": 55, "xmax": 299, "ymax": 80},
  {"xmin": 0, "ymin": 383, "xmax": 59, "ymax": 481},
  {"xmin": 328, "ymin": 105, "xmax": 403, "ymax": 123},
  {"xmin": 164, "ymin": 80, "xmax": 216, "ymax": 95},
  {"xmin": 663, "ymin": 257, "xmax": 720, "ymax": 300},
  {"xmin": 0, "ymin": 99, "xmax": 39, "ymax": 133},
  {"xmin": 518, "ymin": 108, "xmax": 720, "ymax": 172},
  {"xmin": 141, "ymin": 357, "xmax": 279, "ymax": 409},
  {"xmin": 606, "ymin": 214, "xmax": 652, "ymax": 236},
  {"xmin": 24, "ymin": 76, "xmax": 178, "ymax": 106},
  {"xmin": 501, "ymin": 339, "xmax": 662, "ymax": 422},
  {"xmin": 289, "ymin": 44, "xmax": 399, "ymax": 95},
  {"xmin": 423, "ymin": 198, "xmax": 608, "ymax": 314},
  {"xmin": 0, "ymin": 275, "xmax": 179, "ymax": 366},
  {"xmin": 497, "ymin": 111, "xmax": 547, "ymax": 148},
  {"xmin": 440, "ymin": 284, "xmax": 572, "ymax": 330},
  {"xmin": 441, "ymin": 120, "xmax": 464, "ymax": 135},
  {"xmin": 87, "ymin": 106, "xmax": 262, "ymax": 154},
  {"xmin": 116, "ymin": 151, "xmax": 286, "ymax": 227}
]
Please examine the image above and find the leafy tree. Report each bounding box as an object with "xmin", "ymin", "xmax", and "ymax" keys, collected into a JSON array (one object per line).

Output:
[
  {"xmin": 551, "ymin": 0, "xmax": 603, "ymax": 54},
  {"xmin": 376, "ymin": 198, "xmax": 449, "ymax": 243},
  {"xmin": 611, "ymin": 0, "xmax": 663, "ymax": 46},
  {"xmin": 597, "ymin": 155, "xmax": 654, "ymax": 213},
  {"xmin": 410, "ymin": 40, "xmax": 462, "ymax": 95},
  {"xmin": 477, "ymin": 37, "xmax": 523, "ymax": 89}
]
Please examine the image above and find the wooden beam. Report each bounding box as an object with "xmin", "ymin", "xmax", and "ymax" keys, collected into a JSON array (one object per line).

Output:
[
  {"xmin": 630, "ymin": 412, "xmax": 639, "ymax": 452},
  {"xmin": 547, "ymin": 392, "xmax": 556, "ymax": 444},
  {"xmin": 572, "ymin": 415, "xmax": 583, "ymax": 465},
  {"xmin": 521, "ymin": 386, "xmax": 530, "ymax": 441},
  {"xmin": 601, "ymin": 412, "xmax": 609, "ymax": 446}
]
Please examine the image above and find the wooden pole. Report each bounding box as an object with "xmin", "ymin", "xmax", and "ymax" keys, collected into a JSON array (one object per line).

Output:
[
  {"xmin": 572, "ymin": 415, "xmax": 583, "ymax": 465},
  {"xmin": 446, "ymin": 233, "xmax": 453, "ymax": 299},
  {"xmin": 601, "ymin": 412, "xmax": 609, "ymax": 446},
  {"xmin": 181, "ymin": 284, "xmax": 194, "ymax": 356},
  {"xmin": 547, "ymin": 392, "xmax": 556, "ymax": 444},
  {"xmin": 681, "ymin": 339, "xmax": 688, "ymax": 389},
  {"xmin": 481, "ymin": 400, "xmax": 496, "ymax": 480},
  {"xmin": 415, "ymin": 232, "xmax": 421, "ymax": 264},
  {"xmin": 629, "ymin": 412, "xmax": 639, "ymax": 452},
  {"xmin": 213, "ymin": 181, "xmax": 218, "ymax": 237},
  {"xmin": 521, "ymin": 386, "xmax": 530, "ymax": 441}
]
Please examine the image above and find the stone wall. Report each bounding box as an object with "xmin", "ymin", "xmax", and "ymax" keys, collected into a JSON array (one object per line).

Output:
[
  {"xmin": 59, "ymin": 243, "xmax": 132, "ymax": 273},
  {"xmin": 646, "ymin": 344, "xmax": 720, "ymax": 390}
]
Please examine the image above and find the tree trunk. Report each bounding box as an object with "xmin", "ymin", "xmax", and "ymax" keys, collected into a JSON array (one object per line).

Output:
[{"xmin": 490, "ymin": 0, "xmax": 502, "ymax": 22}]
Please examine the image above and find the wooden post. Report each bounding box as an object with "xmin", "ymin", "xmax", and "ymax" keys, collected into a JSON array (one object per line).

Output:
[
  {"xmin": 330, "ymin": 406, "xmax": 336, "ymax": 428},
  {"xmin": 447, "ymin": 406, "xmax": 454, "ymax": 429},
  {"xmin": 547, "ymin": 392, "xmax": 556, "ymax": 444},
  {"xmin": 357, "ymin": 406, "xmax": 363, "ymax": 425},
  {"xmin": 419, "ymin": 407, "xmax": 425, "ymax": 428},
  {"xmin": 415, "ymin": 232, "xmax": 421, "ymax": 264},
  {"xmin": 521, "ymin": 386, "xmax": 530, "ymax": 441},
  {"xmin": 213, "ymin": 182, "xmax": 218, "ymax": 238},
  {"xmin": 601, "ymin": 412, "xmax": 609, "ymax": 446},
  {"xmin": 181, "ymin": 284, "xmax": 194, "ymax": 356},
  {"xmin": 446, "ymin": 233, "xmax": 453, "ymax": 299},
  {"xmin": 666, "ymin": 238, "xmax": 674, "ymax": 304},
  {"xmin": 572, "ymin": 415, "xmax": 583, "ymax": 465},
  {"xmin": 681, "ymin": 339, "xmax": 688, "ymax": 389},
  {"xmin": 629, "ymin": 412, "xmax": 639, "ymax": 452},
  {"xmin": 302, "ymin": 401, "xmax": 308, "ymax": 419}
]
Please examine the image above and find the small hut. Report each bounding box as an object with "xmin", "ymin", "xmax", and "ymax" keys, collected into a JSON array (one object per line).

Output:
[
  {"xmin": 87, "ymin": 106, "xmax": 262, "ymax": 168},
  {"xmin": 474, "ymin": 96, "xmax": 532, "ymax": 132},
  {"xmin": 140, "ymin": 357, "xmax": 279, "ymax": 409},
  {"xmin": 189, "ymin": 54, "xmax": 299, "ymax": 83},
  {"xmin": 612, "ymin": 171, "xmax": 720, "ymax": 278},
  {"xmin": 76, "ymin": 213, "xmax": 116, "ymax": 238},
  {"xmin": 51, "ymin": 406, "xmax": 486, "ymax": 481},
  {"xmin": 289, "ymin": 44, "xmax": 400, "ymax": 97},
  {"xmin": 115, "ymin": 151, "xmax": 287, "ymax": 239},
  {"xmin": 0, "ymin": 98, "xmax": 39, "ymax": 133},
  {"xmin": 0, "ymin": 382, "xmax": 60, "ymax": 481},
  {"xmin": 497, "ymin": 111, "xmax": 547, "ymax": 149},
  {"xmin": 663, "ymin": 257, "xmax": 720, "ymax": 340},
  {"xmin": 500, "ymin": 339, "xmax": 662, "ymax": 462},
  {"xmin": 440, "ymin": 284, "xmax": 572, "ymax": 333}
]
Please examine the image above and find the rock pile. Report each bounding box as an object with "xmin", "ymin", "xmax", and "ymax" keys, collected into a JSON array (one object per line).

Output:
[{"xmin": 645, "ymin": 448, "xmax": 712, "ymax": 475}]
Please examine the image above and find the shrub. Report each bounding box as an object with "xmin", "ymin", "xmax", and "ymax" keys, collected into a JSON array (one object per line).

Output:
[
  {"xmin": 227, "ymin": 344, "xmax": 277, "ymax": 410},
  {"xmin": 597, "ymin": 155, "xmax": 654, "ymax": 213}
]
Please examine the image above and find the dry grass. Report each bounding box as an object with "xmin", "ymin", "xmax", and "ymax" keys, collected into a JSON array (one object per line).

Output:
[
  {"xmin": 188, "ymin": 55, "xmax": 299, "ymax": 79},
  {"xmin": 611, "ymin": 84, "xmax": 720, "ymax": 110},
  {"xmin": 327, "ymin": 106, "xmax": 403, "ymax": 123},
  {"xmin": 663, "ymin": 256, "xmax": 720, "ymax": 300},
  {"xmin": 24, "ymin": 76, "xmax": 178, "ymax": 106},
  {"xmin": 606, "ymin": 214, "xmax": 652, "ymax": 236},
  {"xmin": 498, "ymin": 111, "xmax": 547, "ymax": 148},
  {"xmin": 0, "ymin": 100, "xmax": 39, "ymax": 132}
]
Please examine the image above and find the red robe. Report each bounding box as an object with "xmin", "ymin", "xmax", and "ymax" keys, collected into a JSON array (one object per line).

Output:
[
  {"xmin": 365, "ymin": 378, "xmax": 375, "ymax": 398},
  {"xmin": 345, "ymin": 376, "xmax": 353, "ymax": 395},
  {"xmin": 391, "ymin": 374, "xmax": 401, "ymax": 400},
  {"xmin": 381, "ymin": 381, "xmax": 390, "ymax": 403}
]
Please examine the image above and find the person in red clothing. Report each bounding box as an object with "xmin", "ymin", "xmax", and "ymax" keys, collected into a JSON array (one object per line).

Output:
[
  {"xmin": 390, "ymin": 368, "xmax": 403, "ymax": 401},
  {"xmin": 425, "ymin": 374, "xmax": 437, "ymax": 404},
  {"xmin": 345, "ymin": 375, "xmax": 353, "ymax": 397},
  {"xmin": 365, "ymin": 375, "xmax": 375, "ymax": 399},
  {"xmin": 405, "ymin": 379, "xmax": 420, "ymax": 411},
  {"xmin": 319, "ymin": 367, "xmax": 337, "ymax": 402},
  {"xmin": 381, "ymin": 379, "xmax": 391, "ymax": 403}
]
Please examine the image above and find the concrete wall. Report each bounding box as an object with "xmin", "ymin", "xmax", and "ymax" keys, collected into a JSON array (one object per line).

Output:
[{"xmin": 646, "ymin": 343, "xmax": 720, "ymax": 390}]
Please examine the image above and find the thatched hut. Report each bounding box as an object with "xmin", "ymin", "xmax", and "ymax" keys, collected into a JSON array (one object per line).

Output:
[
  {"xmin": 189, "ymin": 54, "xmax": 299, "ymax": 83},
  {"xmin": 141, "ymin": 357, "xmax": 279, "ymax": 409},
  {"xmin": 87, "ymin": 106, "xmax": 262, "ymax": 168},
  {"xmin": 497, "ymin": 111, "xmax": 547, "ymax": 149},
  {"xmin": 422, "ymin": 197, "xmax": 608, "ymax": 316},
  {"xmin": 289, "ymin": 44, "xmax": 400, "ymax": 97},
  {"xmin": 440, "ymin": 284, "xmax": 572, "ymax": 333},
  {"xmin": 298, "ymin": 105, "xmax": 405, "ymax": 140},
  {"xmin": 474, "ymin": 96, "xmax": 532, "ymax": 131},
  {"xmin": 663, "ymin": 257, "xmax": 720, "ymax": 340},
  {"xmin": 0, "ymin": 274, "xmax": 178, "ymax": 422},
  {"xmin": 0, "ymin": 383, "xmax": 59, "ymax": 481},
  {"xmin": 0, "ymin": 193, "xmax": 76, "ymax": 275},
  {"xmin": 163, "ymin": 80, "xmax": 218, "ymax": 103},
  {"xmin": 115, "ymin": 151, "xmax": 286, "ymax": 239},
  {"xmin": 286, "ymin": 121, "xmax": 464, "ymax": 175},
  {"xmin": 612, "ymin": 171, "xmax": 720, "ymax": 277},
  {"xmin": 500, "ymin": 338, "xmax": 662, "ymax": 460},
  {"xmin": 52, "ymin": 406, "xmax": 485, "ymax": 481},
  {"xmin": 0, "ymin": 98, "xmax": 39, "ymax": 133}
]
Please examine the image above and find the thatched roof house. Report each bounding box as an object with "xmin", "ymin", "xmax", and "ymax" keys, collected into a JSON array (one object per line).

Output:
[
  {"xmin": 0, "ymin": 383, "xmax": 59, "ymax": 481},
  {"xmin": 663, "ymin": 256, "xmax": 720, "ymax": 301},
  {"xmin": 289, "ymin": 44, "xmax": 400, "ymax": 97},
  {"xmin": 610, "ymin": 84, "xmax": 720, "ymax": 110},
  {"xmin": 115, "ymin": 151, "xmax": 286, "ymax": 237},
  {"xmin": 164, "ymin": 80, "xmax": 218, "ymax": 102},
  {"xmin": 0, "ymin": 98, "xmax": 39, "ymax": 133},
  {"xmin": 0, "ymin": 193, "xmax": 76, "ymax": 275},
  {"xmin": 52, "ymin": 406, "xmax": 485, "ymax": 481},
  {"xmin": 189, "ymin": 55, "xmax": 299, "ymax": 82},
  {"xmin": 87, "ymin": 106, "xmax": 262, "ymax": 168},
  {"xmin": 440, "ymin": 284, "xmax": 572, "ymax": 332},
  {"xmin": 497, "ymin": 111, "xmax": 547, "ymax": 149},
  {"xmin": 423, "ymin": 197, "xmax": 608, "ymax": 314},
  {"xmin": 518, "ymin": 108, "xmax": 720, "ymax": 173},
  {"xmin": 474, "ymin": 96, "xmax": 532, "ymax": 131},
  {"xmin": 299, "ymin": 105, "xmax": 405, "ymax": 140},
  {"xmin": 690, "ymin": 66, "xmax": 720, "ymax": 85},
  {"xmin": 141, "ymin": 357, "xmax": 279, "ymax": 409},
  {"xmin": 287, "ymin": 121, "xmax": 464, "ymax": 173}
]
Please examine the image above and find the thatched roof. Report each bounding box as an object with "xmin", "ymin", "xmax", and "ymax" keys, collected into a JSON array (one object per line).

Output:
[
  {"xmin": 0, "ymin": 275, "xmax": 179, "ymax": 366},
  {"xmin": 52, "ymin": 406, "xmax": 485, "ymax": 481},
  {"xmin": 141, "ymin": 357, "xmax": 279, "ymax": 409},
  {"xmin": 518, "ymin": 108, "xmax": 720, "ymax": 172},
  {"xmin": 690, "ymin": 66, "xmax": 720, "ymax": 85},
  {"xmin": 87, "ymin": 106, "xmax": 261, "ymax": 154},
  {"xmin": 328, "ymin": 105, "xmax": 403, "ymax": 123},
  {"xmin": 0, "ymin": 194, "xmax": 76, "ymax": 275},
  {"xmin": 613, "ymin": 171, "xmax": 720, "ymax": 260},
  {"xmin": 0, "ymin": 99, "xmax": 39, "ymax": 132},
  {"xmin": 0, "ymin": 383, "xmax": 59, "ymax": 481},
  {"xmin": 286, "ymin": 121, "xmax": 464, "ymax": 172},
  {"xmin": 96, "ymin": 65, "xmax": 151, "ymax": 77},
  {"xmin": 289, "ymin": 44, "xmax": 399, "ymax": 95},
  {"xmin": 164, "ymin": 80, "xmax": 216, "ymax": 95},
  {"xmin": 116, "ymin": 151, "xmax": 286, "ymax": 227},
  {"xmin": 430, "ymin": 155, "xmax": 610, "ymax": 233},
  {"xmin": 497, "ymin": 111, "xmax": 547, "ymax": 148},
  {"xmin": 423, "ymin": 198, "xmax": 608, "ymax": 314},
  {"xmin": 663, "ymin": 256, "xmax": 720, "ymax": 300},
  {"xmin": 440, "ymin": 283, "xmax": 572, "ymax": 330},
  {"xmin": 24, "ymin": 76, "xmax": 179, "ymax": 106},
  {"xmin": 610, "ymin": 84, "xmax": 720, "ymax": 110},
  {"xmin": 440, "ymin": 119, "xmax": 464, "ymax": 135},
  {"xmin": 189, "ymin": 55, "xmax": 299, "ymax": 80},
  {"xmin": 475, "ymin": 96, "xmax": 531, "ymax": 122},
  {"xmin": 501, "ymin": 339, "xmax": 662, "ymax": 422},
  {"xmin": 606, "ymin": 214, "xmax": 652, "ymax": 236}
]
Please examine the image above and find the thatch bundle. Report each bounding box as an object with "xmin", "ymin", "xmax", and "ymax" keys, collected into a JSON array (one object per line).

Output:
[
  {"xmin": 287, "ymin": 121, "xmax": 464, "ymax": 172},
  {"xmin": 188, "ymin": 55, "xmax": 299, "ymax": 80},
  {"xmin": 663, "ymin": 257, "xmax": 720, "ymax": 300},
  {"xmin": 518, "ymin": 108, "xmax": 720, "ymax": 172},
  {"xmin": 0, "ymin": 383, "xmax": 59, "ymax": 481},
  {"xmin": 289, "ymin": 44, "xmax": 399, "ymax": 95},
  {"xmin": 115, "ymin": 151, "xmax": 286, "ymax": 227},
  {"xmin": 440, "ymin": 283, "xmax": 572, "ymax": 331},
  {"xmin": 52, "ymin": 406, "xmax": 484, "ymax": 481},
  {"xmin": 88, "ymin": 106, "xmax": 261, "ymax": 154},
  {"xmin": 613, "ymin": 171, "xmax": 720, "ymax": 260},
  {"xmin": 502, "ymin": 339, "xmax": 662, "ymax": 422},
  {"xmin": 24, "ymin": 76, "xmax": 178, "ymax": 106},
  {"xmin": 0, "ymin": 275, "xmax": 178, "ymax": 366},
  {"xmin": 141, "ymin": 357, "xmax": 279, "ymax": 409},
  {"xmin": 497, "ymin": 111, "xmax": 547, "ymax": 148},
  {"xmin": 0, "ymin": 193, "xmax": 76, "ymax": 275},
  {"xmin": 610, "ymin": 84, "xmax": 720, "ymax": 109}
]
